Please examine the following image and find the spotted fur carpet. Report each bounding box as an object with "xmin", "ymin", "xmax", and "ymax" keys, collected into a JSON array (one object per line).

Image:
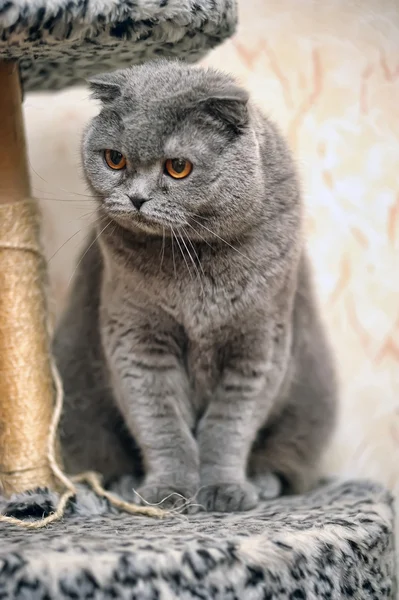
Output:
[{"xmin": 0, "ymin": 479, "xmax": 396, "ymax": 599}]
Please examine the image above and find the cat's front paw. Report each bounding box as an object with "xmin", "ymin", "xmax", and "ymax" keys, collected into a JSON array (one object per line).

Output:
[
  {"xmin": 197, "ymin": 481, "xmax": 258, "ymax": 512},
  {"xmin": 134, "ymin": 483, "xmax": 195, "ymax": 510}
]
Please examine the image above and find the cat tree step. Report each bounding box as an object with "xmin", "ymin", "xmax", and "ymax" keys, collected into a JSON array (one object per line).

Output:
[{"xmin": 0, "ymin": 479, "xmax": 395, "ymax": 599}]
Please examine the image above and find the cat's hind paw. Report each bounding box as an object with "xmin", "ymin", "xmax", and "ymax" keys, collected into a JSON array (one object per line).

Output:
[
  {"xmin": 196, "ymin": 481, "xmax": 258, "ymax": 512},
  {"xmin": 252, "ymin": 472, "xmax": 282, "ymax": 500}
]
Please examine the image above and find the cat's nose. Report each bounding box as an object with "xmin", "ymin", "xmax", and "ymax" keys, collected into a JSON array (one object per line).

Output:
[{"xmin": 129, "ymin": 196, "xmax": 148, "ymax": 211}]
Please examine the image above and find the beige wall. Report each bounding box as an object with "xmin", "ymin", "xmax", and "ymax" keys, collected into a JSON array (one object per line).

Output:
[{"xmin": 26, "ymin": 0, "xmax": 399, "ymax": 528}]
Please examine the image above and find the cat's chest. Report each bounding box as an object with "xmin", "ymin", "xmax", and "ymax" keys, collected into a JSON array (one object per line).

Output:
[
  {"xmin": 102, "ymin": 267, "xmax": 241, "ymax": 395},
  {"xmin": 118, "ymin": 258, "xmax": 246, "ymax": 322}
]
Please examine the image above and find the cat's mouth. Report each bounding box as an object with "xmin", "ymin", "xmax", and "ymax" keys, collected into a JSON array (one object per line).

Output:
[
  {"xmin": 107, "ymin": 207, "xmax": 185, "ymax": 235},
  {"xmin": 136, "ymin": 210, "xmax": 181, "ymax": 229}
]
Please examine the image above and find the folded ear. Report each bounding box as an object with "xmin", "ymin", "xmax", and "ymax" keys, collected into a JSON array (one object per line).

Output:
[
  {"xmin": 201, "ymin": 83, "xmax": 249, "ymax": 134},
  {"xmin": 88, "ymin": 71, "xmax": 127, "ymax": 104}
]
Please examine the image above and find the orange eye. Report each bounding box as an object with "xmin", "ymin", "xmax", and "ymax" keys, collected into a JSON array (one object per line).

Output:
[
  {"xmin": 165, "ymin": 158, "xmax": 193, "ymax": 179},
  {"xmin": 104, "ymin": 149, "xmax": 127, "ymax": 170}
]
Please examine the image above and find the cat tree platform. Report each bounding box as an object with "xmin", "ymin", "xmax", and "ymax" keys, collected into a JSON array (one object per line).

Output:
[{"xmin": 0, "ymin": 479, "xmax": 396, "ymax": 599}]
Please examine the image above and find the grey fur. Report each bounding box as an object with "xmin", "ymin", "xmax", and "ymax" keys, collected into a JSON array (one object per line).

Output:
[{"xmin": 54, "ymin": 60, "xmax": 337, "ymax": 512}]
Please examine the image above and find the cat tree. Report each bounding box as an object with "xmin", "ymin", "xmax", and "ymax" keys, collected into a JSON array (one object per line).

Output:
[{"xmin": 0, "ymin": 1, "xmax": 396, "ymax": 598}]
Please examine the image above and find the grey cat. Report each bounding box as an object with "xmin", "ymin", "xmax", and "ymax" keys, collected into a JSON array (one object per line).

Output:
[{"xmin": 54, "ymin": 60, "xmax": 337, "ymax": 512}]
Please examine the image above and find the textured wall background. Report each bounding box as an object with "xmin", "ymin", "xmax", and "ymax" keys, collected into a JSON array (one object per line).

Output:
[{"xmin": 25, "ymin": 0, "xmax": 399, "ymax": 531}]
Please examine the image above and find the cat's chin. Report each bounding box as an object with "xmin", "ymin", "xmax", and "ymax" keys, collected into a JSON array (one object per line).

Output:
[{"xmin": 108, "ymin": 212, "xmax": 171, "ymax": 237}]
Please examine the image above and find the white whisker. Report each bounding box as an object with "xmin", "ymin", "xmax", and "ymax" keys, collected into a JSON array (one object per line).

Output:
[
  {"xmin": 173, "ymin": 230, "xmax": 193, "ymax": 280},
  {"xmin": 48, "ymin": 229, "xmax": 84, "ymax": 263},
  {"xmin": 67, "ymin": 208, "xmax": 99, "ymax": 225},
  {"xmin": 170, "ymin": 227, "xmax": 177, "ymax": 278},
  {"xmin": 35, "ymin": 194, "xmax": 96, "ymax": 204},
  {"xmin": 184, "ymin": 221, "xmax": 214, "ymax": 250},
  {"xmin": 67, "ymin": 220, "xmax": 112, "ymax": 287},
  {"xmin": 48, "ymin": 214, "xmax": 106, "ymax": 262},
  {"xmin": 29, "ymin": 160, "xmax": 96, "ymax": 199},
  {"xmin": 190, "ymin": 217, "xmax": 257, "ymax": 266},
  {"xmin": 189, "ymin": 211, "xmax": 211, "ymax": 219},
  {"xmin": 181, "ymin": 228, "xmax": 206, "ymax": 296},
  {"xmin": 159, "ymin": 226, "xmax": 166, "ymax": 272}
]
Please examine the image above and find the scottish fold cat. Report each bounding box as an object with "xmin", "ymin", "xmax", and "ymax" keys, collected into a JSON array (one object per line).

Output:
[{"xmin": 54, "ymin": 60, "xmax": 337, "ymax": 512}]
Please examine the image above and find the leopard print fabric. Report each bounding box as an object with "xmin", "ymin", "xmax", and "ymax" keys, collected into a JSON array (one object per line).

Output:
[
  {"xmin": 0, "ymin": 0, "xmax": 237, "ymax": 91},
  {"xmin": 0, "ymin": 480, "xmax": 396, "ymax": 599}
]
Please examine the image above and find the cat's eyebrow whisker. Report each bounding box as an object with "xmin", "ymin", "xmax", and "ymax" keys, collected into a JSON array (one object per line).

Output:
[
  {"xmin": 67, "ymin": 219, "xmax": 112, "ymax": 288},
  {"xmin": 190, "ymin": 217, "xmax": 257, "ymax": 266}
]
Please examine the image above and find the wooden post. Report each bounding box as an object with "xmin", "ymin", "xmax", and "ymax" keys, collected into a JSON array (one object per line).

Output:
[{"xmin": 0, "ymin": 61, "xmax": 56, "ymax": 496}]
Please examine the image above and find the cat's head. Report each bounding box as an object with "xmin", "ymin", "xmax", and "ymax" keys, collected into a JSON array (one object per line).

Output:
[{"xmin": 82, "ymin": 60, "xmax": 269, "ymax": 241}]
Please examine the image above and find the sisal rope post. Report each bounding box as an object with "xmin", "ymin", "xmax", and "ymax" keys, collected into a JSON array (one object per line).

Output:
[
  {"xmin": 0, "ymin": 62, "xmax": 167, "ymax": 526},
  {"xmin": 0, "ymin": 61, "xmax": 57, "ymax": 496}
]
